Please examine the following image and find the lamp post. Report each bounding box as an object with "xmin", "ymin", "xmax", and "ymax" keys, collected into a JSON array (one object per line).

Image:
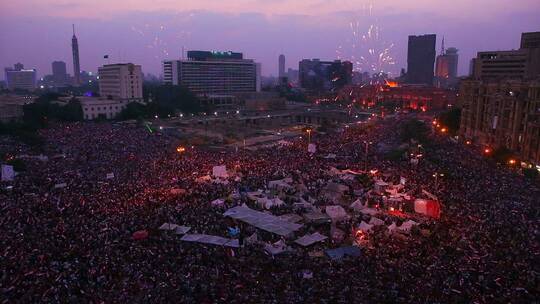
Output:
[
  {"xmin": 433, "ymin": 173, "xmax": 444, "ymax": 190},
  {"xmin": 307, "ymin": 129, "xmax": 312, "ymax": 144}
]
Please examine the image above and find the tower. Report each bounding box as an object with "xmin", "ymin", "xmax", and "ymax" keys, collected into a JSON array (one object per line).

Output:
[
  {"xmin": 72, "ymin": 24, "xmax": 81, "ymax": 86},
  {"xmin": 278, "ymin": 54, "xmax": 285, "ymax": 78}
]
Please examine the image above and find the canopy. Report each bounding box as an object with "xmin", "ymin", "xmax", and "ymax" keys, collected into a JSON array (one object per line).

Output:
[
  {"xmin": 224, "ymin": 205, "xmax": 303, "ymax": 236},
  {"xmin": 358, "ymin": 221, "xmax": 374, "ymax": 233},
  {"xmin": 303, "ymin": 211, "xmax": 331, "ymax": 223},
  {"xmin": 158, "ymin": 223, "xmax": 178, "ymax": 231},
  {"xmin": 369, "ymin": 217, "xmax": 385, "ymax": 226},
  {"xmin": 265, "ymin": 240, "xmax": 289, "ymax": 256},
  {"xmin": 325, "ymin": 205, "xmax": 350, "ymax": 222},
  {"xmin": 325, "ymin": 246, "xmax": 361, "ymax": 260},
  {"xmin": 181, "ymin": 234, "xmax": 239, "ymax": 247},
  {"xmin": 211, "ymin": 198, "xmax": 225, "ymax": 207},
  {"xmin": 1, "ymin": 165, "xmax": 15, "ymax": 182},
  {"xmin": 294, "ymin": 232, "xmax": 328, "ymax": 247},
  {"xmin": 268, "ymin": 178, "xmax": 293, "ymax": 190}
]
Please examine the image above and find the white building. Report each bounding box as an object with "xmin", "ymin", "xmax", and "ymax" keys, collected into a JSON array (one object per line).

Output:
[
  {"xmin": 98, "ymin": 63, "xmax": 143, "ymax": 102},
  {"xmin": 5, "ymin": 69, "xmax": 37, "ymax": 91},
  {"xmin": 163, "ymin": 50, "xmax": 261, "ymax": 95},
  {"xmin": 79, "ymin": 97, "xmax": 128, "ymax": 120}
]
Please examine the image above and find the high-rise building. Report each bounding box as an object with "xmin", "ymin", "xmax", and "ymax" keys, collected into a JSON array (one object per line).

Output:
[
  {"xmin": 98, "ymin": 63, "xmax": 143, "ymax": 102},
  {"xmin": 52, "ymin": 61, "xmax": 68, "ymax": 86},
  {"xmin": 520, "ymin": 31, "xmax": 540, "ymax": 49},
  {"xmin": 278, "ymin": 54, "xmax": 286, "ymax": 78},
  {"xmin": 435, "ymin": 38, "xmax": 459, "ymax": 88},
  {"xmin": 299, "ymin": 59, "xmax": 353, "ymax": 92},
  {"xmin": 406, "ymin": 34, "xmax": 436, "ymax": 85},
  {"xmin": 459, "ymin": 31, "xmax": 540, "ymax": 168},
  {"xmin": 163, "ymin": 50, "xmax": 260, "ymax": 94},
  {"xmin": 4, "ymin": 63, "xmax": 37, "ymax": 91},
  {"xmin": 72, "ymin": 24, "xmax": 81, "ymax": 86}
]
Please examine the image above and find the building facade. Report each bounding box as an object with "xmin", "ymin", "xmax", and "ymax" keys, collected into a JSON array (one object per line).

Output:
[
  {"xmin": 4, "ymin": 63, "xmax": 37, "ymax": 91},
  {"xmin": 472, "ymin": 49, "xmax": 540, "ymax": 81},
  {"xmin": 98, "ymin": 63, "xmax": 143, "ymax": 102},
  {"xmin": 79, "ymin": 97, "xmax": 128, "ymax": 120},
  {"xmin": 278, "ymin": 54, "xmax": 286, "ymax": 79},
  {"xmin": 406, "ymin": 34, "xmax": 436, "ymax": 85},
  {"xmin": 163, "ymin": 51, "xmax": 260, "ymax": 95},
  {"xmin": 435, "ymin": 46, "xmax": 459, "ymax": 88},
  {"xmin": 299, "ymin": 59, "xmax": 353, "ymax": 92},
  {"xmin": 52, "ymin": 61, "xmax": 68, "ymax": 86},
  {"xmin": 459, "ymin": 79, "xmax": 540, "ymax": 166}
]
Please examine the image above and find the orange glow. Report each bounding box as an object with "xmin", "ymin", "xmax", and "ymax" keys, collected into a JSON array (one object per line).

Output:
[
  {"xmin": 466, "ymin": 140, "xmax": 471, "ymax": 145},
  {"xmin": 176, "ymin": 146, "xmax": 186, "ymax": 153},
  {"xmin": 441, "ymin": 128, "xmax": 447, "ymax": 133},
  {"xmin": 508, "ymin": 159, "xmax": 516, "ymax": 165},
  {"xmin": 385, "ymin": 80, "xmax": 399, "ymax": 88},
  {"xmin": 484, "ymin": 148, "xmax": 491, "ymax": 154}
]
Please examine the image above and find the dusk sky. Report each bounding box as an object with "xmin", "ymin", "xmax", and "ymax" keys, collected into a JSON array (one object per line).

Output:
[{"xmin": 1, "ymin": 0, "xmax": 539, "ymax": 79}]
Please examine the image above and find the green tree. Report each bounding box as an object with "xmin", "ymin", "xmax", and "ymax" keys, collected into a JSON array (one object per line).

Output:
[{"xmin": 438, "ymin": 108, "xmax": 461, "ymax": 135}]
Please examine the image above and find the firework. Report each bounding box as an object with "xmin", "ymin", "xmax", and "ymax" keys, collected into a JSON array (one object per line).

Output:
[{"xmin": 336, "ymin": 3, "xmax": 396, "ymax": 76}]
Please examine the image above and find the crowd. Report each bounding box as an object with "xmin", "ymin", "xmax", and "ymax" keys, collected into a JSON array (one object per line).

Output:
[{"xmin": 1, "ymin": 116, "xmax": 538, "ymax": 303}]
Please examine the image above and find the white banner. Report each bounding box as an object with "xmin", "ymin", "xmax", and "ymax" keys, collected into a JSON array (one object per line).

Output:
[{"xmin": 308, "ymin": 144, "xmax": 316, "ymax": 154}]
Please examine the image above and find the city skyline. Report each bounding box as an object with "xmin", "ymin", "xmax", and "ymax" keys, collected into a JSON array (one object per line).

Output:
[{"xmin": 1, "ymin": 0, "xmax": 539, "ymax": 79}]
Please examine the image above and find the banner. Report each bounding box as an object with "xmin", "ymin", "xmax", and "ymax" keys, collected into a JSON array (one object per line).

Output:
[
  {"xmin": 1, "ymin": 165, "xmax": 15, "ymax": 182},
  {"xmin": 308, "ymin": 144, "xmax": 316, "ymax": 154}
]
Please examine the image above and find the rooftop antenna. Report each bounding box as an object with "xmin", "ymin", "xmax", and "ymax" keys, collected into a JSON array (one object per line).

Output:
[
  {"xmin": 72, "ymin": 24, "xmax": 75, "ymax": 36},
  {"xmin": 441, "ymin": 36, "xmax": 445, "ymax": 55}
]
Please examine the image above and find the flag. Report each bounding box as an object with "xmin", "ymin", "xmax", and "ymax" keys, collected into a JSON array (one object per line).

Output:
[{"xmin": 104, "ymin": 55, "xmax": 109, "ymax": 59}]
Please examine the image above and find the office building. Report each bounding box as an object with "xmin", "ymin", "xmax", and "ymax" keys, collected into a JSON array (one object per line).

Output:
[
  {"xmin": 459, "ymin": 79, "xmax": 540, "ymax": 166},
  {"xmin": 163, "ymin": 50, "xmax": 260, "ymax": 95},
  {"xmin": 435, "ymin": 39, "xmax": 459, "ymax": 88},
  {"xmin": 0, "ymin": 95, "xmax": 33, "ymax": 123},
  {"xmin": 287, "ymin": 68, "xmax": 299, "ymax": 84},
  {"xmin": 98, "ymin": 63, "xmax": 143, "ymax": 102},
  {"xmin": 4, "ymin": 63, "xmax": 37, "ymax": 91},
  {"xmin": 299, "ymin": 59, "xmax": 353, "ymax": 92},
  {"xmin": 72, "ymin": 25, "xmax": 81, "ymax": 86},
  {"xmin": 406, "ymin": 34, "xmax": 436, "ymax": 85},
  {"xmin": 52, "ymin": 61, "xmax": 68, "ymax": 86},
  {"xmin": 520, "ymin": 31, "xmax": 540, "ymax": 49},
  {"xmin": 79, "ymin": 97, "xmax": 127, "ymax": 120},
  {"xmin": 459, "ymin": 31, "xmax": 540, "ymax": 167},
  {"xmin": 279, "ymin": 54, "xmax": 286, "ymax": 78}
]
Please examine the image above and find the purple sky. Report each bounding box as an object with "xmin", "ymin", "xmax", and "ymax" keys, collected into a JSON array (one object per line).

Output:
[{"xmin": 1, "ymin": 0, "xmax": 539, "ymax": 79}]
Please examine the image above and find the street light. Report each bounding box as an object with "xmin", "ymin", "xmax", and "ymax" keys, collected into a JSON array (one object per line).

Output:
[
  {"xmin": 433, "ymin": 173, "xmax": 444, "ymax": 190},
  {"xmin": 176, "ymin": 146, "xmax": 186, "ymax": 153},
  {"xmin": 508, "ymin": 159, "xmax": 516, "ymax": 165},
  {"xmin": 306, "ymin": 129, "xmax": 312, "ymax": 144}
]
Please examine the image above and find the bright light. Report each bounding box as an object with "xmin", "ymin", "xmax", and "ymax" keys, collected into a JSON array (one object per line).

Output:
[
  {"xmin": 466, "ymin": 140, "xmax": 471, "ymax": 145},
  {"xmin": 176, "ymin": 146, "xmax": 186, "ymax": 153},
  {"xmin": 159, "ymin": 126, "xmax": 163, "ymax": 130},
  {"xmin": 154, "ymin": 115, "xmax": 158, "ymax": 119},
  {"xmin": 389, "ymin": 207, "xmax": 395, "ymax": 212},
  {"xmin": 39, "ymin": 85, "xmax": 44, "ymax": 89},
  {"xmin": 214, "ymin": 112, "xmax": 218, "ymax": 116},
  {"xmin": 484, "ymin": 148, "xmax": 492, "ymax": 154},
  {"xmin": 236, "ymin": 110, "xmax": 240, "ymax": 114},
  {"xmin": 267, "ymin": 115, "xmax": 271, "ymax": 118},
  {"xmin": 508, "ymin": 159, "xmax": 516, "ymax": 165},
  {"xmin": 180, "ymin": 114, "xmax": 183, "ymax": 117},
  {"xmin": 441, "ymin": 128, "xmax": 447, "ymax": 133}
]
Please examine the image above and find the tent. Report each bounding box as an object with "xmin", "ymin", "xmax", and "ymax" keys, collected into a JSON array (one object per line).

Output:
[
  {"xmin": 279, "ymin": 213, "xmax": 304, "ymax": 223},
  {"xmin": 369, "ymin": 217, "xmax": 385, "ymax": 226},
  {"xmin": 303, "ymin": 211, "xmax": 331, "ymax": 224},
  {"xmin": 359, "ymin": 208, "xmax": 379, "ymax": 216},
  {"xmin": 158, "ymin": 223, "xmax": 178, "ymax": 231},
  {"xmin": 106, "ymin": 173, "xmax": 115, "ymax": 179},
  {"xmin": 294, "ymin": 232, "xmax": 328, "ymax": 247},
  {"xmin": 350, "ymin": 199, "xmax": 366, "ymax": 211},
  {"xmin": 325, "ymin": 205, "xmax": 350, "ymax": 222},
  {"xmin": 174, "ymin": 226, "xmax": 191, "ymax": 235},
  {"xmin": 358, "ymin": 221, "xmax": 374, "ymax": 233},
  {"xmin": 212, "ymin": 165, "xmax": 228, "ymax": 178},
  {"xmin": 181, "ymin": 234, "xmax": 239, "ymax": 247},
  {"xmin": 374, "ymin": 180, "xmax": 389, "ymax": 193},
  {"xmin": 397, "ymin": 220, "xmax": 419, "ymax": 234},
  {"xmin": 308, "ymin": 143, "xmax": 317, "ymax": 154},
  {"xmin": 325, "ymin": 246, "xmax": 361, "ymax": 260},
  {"xmin": 224, "ymin": 205, "xmax": 303, "ymax": 237},
  {"xmin": 264, "ymin": 240, "xmax": 289, "ymax": 255},
  {"xmin": 414, "ymin": 199, "xmax": 441, "ymax": 219},
  {"xmin": 268, "ymin": 179, "xmax": 293, "ymax": 190},
  {"xmin": 211, "ymin": 198, "xmax": 226, "ymax": 207}
]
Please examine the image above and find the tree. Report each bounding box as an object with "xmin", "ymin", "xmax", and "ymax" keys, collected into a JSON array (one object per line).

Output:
[
  {"xmin": 144, "ymin": 84, "xmax": 202, "ymax": 114},
  {"xmin": 438, "ymin": 108, "xmax": 461, "ymax": 135},
  {"xmin": 400, "ymin": 120, "xmax": 429, "ymax": 143},
  {"xmin": 523, "ymin": 168, "xmax": 539, "ymax": 179}
]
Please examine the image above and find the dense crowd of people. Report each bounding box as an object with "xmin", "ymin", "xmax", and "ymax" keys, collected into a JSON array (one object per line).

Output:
[{"xmin": 1, "ymin": 115, "xmax": 538, "ymax": 303}]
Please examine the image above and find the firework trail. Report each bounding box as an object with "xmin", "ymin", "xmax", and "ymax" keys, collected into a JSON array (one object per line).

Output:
[{"xmin": 336, "ymin": 2, "xmax": 396, "ymax": 76}]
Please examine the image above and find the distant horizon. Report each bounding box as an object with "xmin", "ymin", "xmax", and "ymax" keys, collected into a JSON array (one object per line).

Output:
[{"xmin": 1, "ymin": 0, "xmax": 539, "ymax": 80}]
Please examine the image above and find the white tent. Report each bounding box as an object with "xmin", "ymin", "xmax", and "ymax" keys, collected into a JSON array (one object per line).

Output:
[
  {"xmin": 294, "ymin": 232, "xmax": 328, "ymax": 247},
  {"xmin": 181, "ymin": 234, "xmax": 239, "ymax": 247},
  {"xmin": 211, "ymin": 199, "xmax": 225, "ymax": 207},
  {"xmin": 264, "ymin": 240, "xmax": 289, "ymax": 255},
  {"xmin": 369, "ymin": 217, "xmax": 385, "ymax": 226},
  {"xmin": 358, "ymin": 221, "xmax": 374, "ymax": 233},
  {"xmin": 158, "ymin": 223, "xmax": 178, "ymax": 231},
  {"xmin": 325, "ymin": 205, "xmax": 350, "ymax": 222},
  {"xmin": 350, "ymin": 199, "xmax": 366, "ymax": 211},
  {"xmin": 212, "ymin": 165, "xmax": 228, "ymax": 178},
  {"xmin": 174, "ymin": 226, "xmax": 191, "ymax": 235},
  {"xmin": 224, "ymin": 205, "xmax": 303, "ymax": 236},
  {"xmin": 359, "ymin": 208, "xmax": 379, "ymax": 216},
  {"xmin": 268, "ymin": 179, "xmax": 293, "ymax": 190},
  {"xmin": 106, "ymin": 173, "xmax": 115, "ymax": 179},
  {"xmin": 397, "ymin": 220, "xmax": 419, "ymax": 234}
]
